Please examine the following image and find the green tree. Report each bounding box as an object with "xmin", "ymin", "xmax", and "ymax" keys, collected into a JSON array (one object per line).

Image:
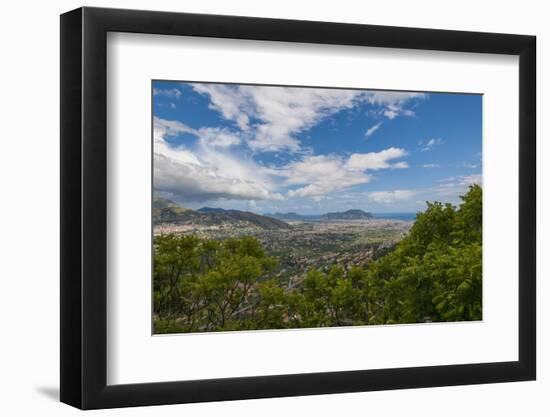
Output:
[
  {"xmin": 153, "ymin": 185, "xmax": 483, "ymax": 333},
  {"xmin": 153, "ymin": 235, "xmax": 278, "ymax": 333},
  {"xmin": 364, "ymin": 184, "xmax": 482, "ymax": 324},
  {"xmin": 153, "ymin": 234, "xmax": 203, "ymax": 332}
]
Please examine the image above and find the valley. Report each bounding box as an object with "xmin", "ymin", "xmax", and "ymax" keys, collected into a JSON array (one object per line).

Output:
[{"xmin": 153, "ymin": 198, "xmax": 412, "ymax": 287}]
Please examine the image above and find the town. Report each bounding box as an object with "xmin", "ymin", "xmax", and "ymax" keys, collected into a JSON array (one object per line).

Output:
[{"xmin": 154, "ymin": 207, "xmax": 412, "ymax": 288}]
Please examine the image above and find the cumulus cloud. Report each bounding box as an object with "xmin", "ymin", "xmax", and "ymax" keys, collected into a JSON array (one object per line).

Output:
[
  {"xmin": 196, "ymin": 127, "xmax": 241, "ymax": 148},
  {"xmin": 192, "ymin": 84, "xmax": 361, "ymax": 152},
  {"xmin": 153, "ymin": 84, "xmax": 426, "ymax": 205},
  {"xmin": 285, "ymin": 156, "xmax": 371, "ymax": 198},
  {"xmin": 154, "ymin": 154, "xmax": 283, "ymax": 202},
  {"xmin": 153, "ymin": 117, "xmax": 283, "ymax": 202},
  {"xmin": 345, "ymin": 148, "xmax": 409, "ymax": 171},
  {"xmin": 191, "ymin": 83, "xmax": 425, "ymax": 152},
  {"xmin": 153, "ymin": 117, "xmax": 410, "ymax": 203},
  {"xmin": 421, "ymin": 137, "xmax": 444, "ymax": 152},
  {"xmin": 283, "ymin": 148, "xmax": 408, "ymax": 199},
  {"xmin": 367, "ymin": 189, "xmax": 416, "ymax": 204},
  {"xmin": 365, "ymin": 122, "xmax": 382, "ymax": 138}
]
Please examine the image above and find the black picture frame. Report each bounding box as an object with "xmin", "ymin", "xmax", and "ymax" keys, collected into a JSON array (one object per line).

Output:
[{"xmin": 60, "ymin": 6, "xmax": 536, "ymax": 410}]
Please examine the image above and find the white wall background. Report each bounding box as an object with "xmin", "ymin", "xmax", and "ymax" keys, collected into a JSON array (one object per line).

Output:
[{"xmin": 0, "ymin": 0, "xmax": 546, "ymax": 415}]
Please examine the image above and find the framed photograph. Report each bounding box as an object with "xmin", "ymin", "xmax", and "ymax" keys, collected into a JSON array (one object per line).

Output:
[{"xmin": 60, "ymin": 7, "xmax": 536, "ymax": 409}]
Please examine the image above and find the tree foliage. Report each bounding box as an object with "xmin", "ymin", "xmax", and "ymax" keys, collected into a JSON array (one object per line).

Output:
[{"xmin": 153, "ymin": 185, "xmax": 482, "ymax": 333}]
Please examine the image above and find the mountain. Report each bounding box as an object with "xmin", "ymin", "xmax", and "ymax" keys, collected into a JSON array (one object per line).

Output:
[
  {"xmin": 196, "ymin": 207, "xmax": 291, "ymax": 229},
  {"xmin": 197, "ymin": 207, "xmax": 229, "ymax": 214},
  {"xmin": 267, "ymin": 210, "xmax": 375, "ymax": 221},
  {"xmin": 265, "ymin": 212, "xmax": 310, "ymax": 221},
  {"xmin": 152, "ymin": 198, "xmax": 290, "ymax": 230},
  {"xmin": 153, "ymin": 197, "xmax": 191, "ymax": 224},
  {"xmin": 152, "ymin": 196, "xmax": 184, "ymax": 210},
  {"xmin": 320, "ymin": 209, "xmax": 373, "ymax": 220}
]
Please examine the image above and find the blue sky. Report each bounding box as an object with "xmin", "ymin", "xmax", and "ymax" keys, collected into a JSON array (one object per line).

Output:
[{"xmin": 153, "ymin": 81, "xmax": 481, "ymax": 214}]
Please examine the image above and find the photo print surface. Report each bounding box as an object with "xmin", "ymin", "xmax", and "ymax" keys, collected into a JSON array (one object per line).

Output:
[{"xmin": 152, "ymin": 81, "xmax": 482, "ymax": 334}]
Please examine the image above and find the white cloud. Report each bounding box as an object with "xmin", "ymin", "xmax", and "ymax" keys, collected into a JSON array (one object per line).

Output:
[
  {"xmin": 153, "ymin": 85, "xmax": 428, "ymax": 205},
  {"xmin": 283, "ymin": 147, "xmax": 408, "ymax": 199},
  {"xmin": 153, "ymin": 118, "xmax": 410, "ymax": 203},
  {"xmin": 367, "ymin": 91, "xmax": 426, "ymax": 105},
  {"xmin": 366, "ymin": 91, "xmax": 426, "ymax": 119},
  {"xmin": 365, "ymin": 122, "xmax": 382, "ymax": 138},
  {"xmin": 421, "ymin": 138, "xmax": 444, "ymax": 152},
  {"xmin": 196, "ymin": 127, "xmax": 241, "ymax": 148},
  {"xmin": 153, "ymin": 87, "xmax": 182, "ymax": 99},
  {"xmin": 153, "ymin": 117, "xmax": 195, "ymax": 139},
  {"xmin": 383, "ymin": 105, "xmax": 399, "ymax": 119},
  {"xmin": 345, "ymin": 147, "xmax": 409, "ymax": 171},
  {"xmin": 154, "ymin": 117, "xmax": 241, "ymax": 149},
  {"xmin": 457, "ymin": 174, "xmax": 482, "ymax": 186},
  {"xmin": 192, "ymin": 84, "xmax": 362, "ymax": 152},
  {"xmin": 191, "ymin": 83, "xmax": 251, "ymax": 130},
  {"xmin": 435, "ymin": 174, "xmax": 482, "ymax": 199},
  {"xmin": 154, "ymin": 153, "xmax": 283, "ymax": 202},
  {"xmin": 191, "ymin": 84, "xmax": 426, "ymax": 152},
  {"xmin": 153, "ymin": 117, "xmax": 283, "ymax": 202},
  {"xmin": 439, "ymin": 174, "xmax": 482, "ymax": 186},
  {"xmin": 285, "ymin": 155, "xmax": 371, "ymax": 198},
  {"xmin": 367, "ymin": 189, "xmax": 416, "ymax": 204},
  {"xmin": 422, "ymin": 163, "xmax": 440, "ymax": 168}
]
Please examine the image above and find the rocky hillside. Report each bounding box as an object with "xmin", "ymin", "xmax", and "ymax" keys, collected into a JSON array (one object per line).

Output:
[{"xmin": 153, "ymin": 198, "xmax": 291, "ymax": 230}]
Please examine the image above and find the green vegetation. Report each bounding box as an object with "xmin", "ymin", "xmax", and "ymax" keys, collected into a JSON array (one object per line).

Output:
[{"xmin": 153, "ymin": 185, "xmax": 482, "ymax": 333}]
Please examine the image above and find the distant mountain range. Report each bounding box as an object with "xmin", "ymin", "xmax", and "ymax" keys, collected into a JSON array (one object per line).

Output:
[
  {"xmin": 152, "ymin": 197, "xmax": 186, "ymax": 210},
  {"xmin": 154, "ymin": 198, "xmax": 385, "ymax": 229},
  {"xmin": 321, "ymin": 209, "xmax": 373, "ymax": 220},
  {"xmin": 267, "ymin": 209, "xmax": 373, "ymax": 221},
  {"xmin": 265, "ymin": 212, "xmax": 310, "ymax": 221},
  {"xmin": 153, "ymin": 198, "xmax": 291, "ymax": 230}
]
